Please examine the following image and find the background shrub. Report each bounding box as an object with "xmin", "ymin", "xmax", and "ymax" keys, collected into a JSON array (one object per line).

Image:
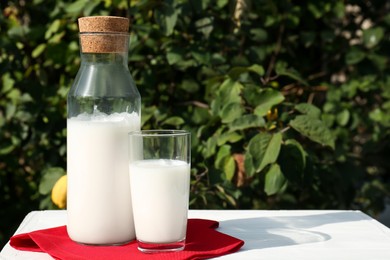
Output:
[{"xmin": 1, "ymin": 0, "xmax": 390, "ymax": 247}]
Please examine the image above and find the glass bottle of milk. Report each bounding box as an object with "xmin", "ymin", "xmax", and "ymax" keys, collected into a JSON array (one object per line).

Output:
[{"xmin": 66, "ymin": 16, "xmax": 140, "ymax": 245}]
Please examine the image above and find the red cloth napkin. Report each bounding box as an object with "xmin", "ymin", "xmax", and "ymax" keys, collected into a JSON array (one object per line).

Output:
[{"xmin": 10, "ymin": 219, "xmax": 244, "ymax": 260}]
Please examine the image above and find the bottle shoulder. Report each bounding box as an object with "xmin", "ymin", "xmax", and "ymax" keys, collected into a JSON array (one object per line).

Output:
[{"xmin": 69, "ymin": 64, "xmax": 140, "ymax": 98}]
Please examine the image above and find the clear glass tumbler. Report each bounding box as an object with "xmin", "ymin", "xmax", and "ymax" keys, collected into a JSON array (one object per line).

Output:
[{"xmin": 128, "ymin": 130, "xmax": 191, "ymax": 253}]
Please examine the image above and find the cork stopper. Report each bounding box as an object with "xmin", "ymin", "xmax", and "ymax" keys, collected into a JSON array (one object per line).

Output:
[
  {"xmin": 78, "ymin": 16, "xmax": 129, "ymax": 53},
  {"xmin": 79, "ymin": 16, "xmax": 129, "ymax": 33}
]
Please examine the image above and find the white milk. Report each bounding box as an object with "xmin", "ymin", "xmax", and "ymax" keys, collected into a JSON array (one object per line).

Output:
[
  {"xmin": 129, "ymin": 159, "xmax": 190, "ymax": 243},
  {"xmin": 67, "ymin": 112, "xmax": 140, "ymax": 245}
]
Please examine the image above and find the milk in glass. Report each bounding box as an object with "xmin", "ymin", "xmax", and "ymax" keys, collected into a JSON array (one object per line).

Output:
[{"xmin": 129, "ymin": 159, "xmax": 190, "ymax": 243}]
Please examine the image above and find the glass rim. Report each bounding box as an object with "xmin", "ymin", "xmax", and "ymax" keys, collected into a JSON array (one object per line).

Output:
[{"xmin": 128, "ymin": 129, "xmax": 190, "ymax": 137}]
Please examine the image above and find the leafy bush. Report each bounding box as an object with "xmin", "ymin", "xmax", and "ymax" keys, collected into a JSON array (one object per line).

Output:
[{"xmin": 1, "ymin": 0, "xmax": 390, "ymax": 247}]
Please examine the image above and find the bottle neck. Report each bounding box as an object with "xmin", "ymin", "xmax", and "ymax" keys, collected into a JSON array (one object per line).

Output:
[{"xmin": 80, "ymin": 52, "xmax": 128, "ymax": 66}]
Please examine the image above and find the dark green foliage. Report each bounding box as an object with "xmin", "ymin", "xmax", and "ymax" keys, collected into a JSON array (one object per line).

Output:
[{"xmin": 1, "ymin": 0, "xmax": 390, "ymax": 247}]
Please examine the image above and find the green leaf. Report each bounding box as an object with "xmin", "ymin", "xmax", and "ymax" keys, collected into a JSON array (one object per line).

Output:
[
  {"xmin": 217, "ymin": 0, "xmax": 229, "ymax": 8},
  {"xmin": 217, "ymin": 131, "xmax": 242, "ymax": 146},
  {"xmin": 228, "ymin": 114, "xmax": 266, "ymax": 131},
  {"xmin": 308, "ymin": 2, "xmax": 331, "ymax": 18},
  {"xmin": 195, "ymin": 17, "xmax": 213, "ymax": 38},
  {"xmin": 7, "ymin": 89, "xmax": 21, "ymax": 103},
  {"xmin": 333, "ymin": 1, "xmax": 345, "ymax": 18},
  {"xmin": 155, "ymin": 0, "xmax": 179, "ymax": 36},
  {"xmin": 0, "ymin": 142, "xmax": 16, "ymax": 155},
  {"xmin": 345, "ymin": 47, "xmax": 365, "ymax": 65},
  {"xmin": 141, "ymin": 105, "xmax": 157, "ymax": 127},
  {"xmin": 224, "ymin": 156, "xmax": 236, "ymax": 181},
  {"xmin": 39, "ymin": 167, "xmax": 66, "ymax": 195},
  {"xmin": 248, "ymin": 64, "xmax": 265, "ymax": 76},
  {"xmin": 220, "ymin": 102, "xmax": 244, "ymax": 123},
  {"xmin": 228, "ymin": 67, "xmax": 251, "ymax": 79},
  {"xmin": 290, "ymin": 115, "xmax": 335, "ymax": 149},
  {"xmin": 246, "ymin": 132, "xmax": 282, "ymax": 175},
  {"xmin": 5, "ymin": 103, "xmax": 16, "ymax": 120},
  {"xmin": 180, "ymin": 79, "xmax": 199, "ymax": 93},
  {"xmin": 363, "ymin": 27, "xmax": 384, "ymax": 49},
  {"xmin": 357, "ymin": 75, "xmax": 377, "ymax": 92},
  {"xmin": 65, "ymin": 0, "xmax": 89, "ymax": 13},
  {"xmin": 295, "ymin": 103, "xmax": 321, "ymax": 118},
  {"xmin": 278, "ymin": 139, "xmax": 307, "ymax": 183},
  {"xmin": 32, "ymin": 43, "xmax": 46, "ymax": 58},
  {"xmin": 2, "ymin": 73, "xmax": 15, "ymax": 94},
  {"xmin": 244, "ymin": 153, "xmax": 255, "ymax": 177},
  {"xmin": 369, "ymin": 108, "xmax": 383, "ymax": 122},
  {"xmin": 264, "ymin": 164, "xmax": 286, "ymax": 195},
  {"xmin": 254, "ymin": 89, "xmax": 285, "ymax": 116},
  {"xmin": 215, "ymin": 184, "xmax": 237, "ymax": 207},
  {"xmin": 275, "ymin": 62, "xmax": 308, "ymax": 85},
  {"xmin": 214, "ymin": 145, "xmax": 236, "ymax": 181},
  {"xmin": 45, "ymin": 19, "xmax": 61, "ymax": 40},
  {"xmin": 341, "ymin": 80, "xmax": 359, "ymax": 98},
  {"xmin": 39, "ymin": 196, "xmax": 54, "ymax": 210},
  {"xmin": 242, "ymin": 84, "xmax": 262, "ymax": 107},
  {"xmin": 215, "ymin": 145, "xmax": 231, "ymax": 168},
  {"xmin": 166, "ymin": 47, "xmax": 184, "ymax": 65},
  {"xmin": 250, "ymin": 29, "xmax": 268, "ymax": 42},
  {"xmin": 228, "ymin": 64, "xmax": 265, "ymax": 79},
  {"xmin": 336, "ymin": 109, "xmax": 350, "ymax": 126},
  {"xmin": 203, "ymin": 136, "xmax": 217, "ymax": 158},
  {"xmin": 217, "ymin": 78, "xmax": 242, "ymax": 104},
  {"xmin": 191, "ymin": 107, "xmax": 210, "ymax": 124},
  {"xmin": 191, "ymin": 50, "xmax": 210, "ymax": 65},
  {"xmin": 83, "ymin": 0, "xmax": 101, "ymax": 16},
  {"xmin": 48, "ymin": 31, "xmax": 65, "ymax": 44},
  {"xmin": 211, "ymin": 79, "xmax": 242, "ymax": 116},
  {"xmin": 367, "ymin": 53, "xmax": 387, "ymax": 71},
  {"xmin": 161, "ymin": 116, "xmax": 185, "ymax": 126}
]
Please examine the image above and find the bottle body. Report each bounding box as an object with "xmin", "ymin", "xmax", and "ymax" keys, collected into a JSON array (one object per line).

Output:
[{"xmin": 67, "ymin": 49, "xmax": 140, "ymax": 244}]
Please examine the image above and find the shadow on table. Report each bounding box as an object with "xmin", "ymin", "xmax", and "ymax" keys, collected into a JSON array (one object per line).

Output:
[{"xmin": 219, "ymin": 211, "xmax": 365, "ymax": 251}]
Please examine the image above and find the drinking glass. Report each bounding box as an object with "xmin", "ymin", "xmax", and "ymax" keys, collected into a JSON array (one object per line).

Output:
[{"xmin": 128, "ymin": 130, "xmax": 191, "ymax": 253}]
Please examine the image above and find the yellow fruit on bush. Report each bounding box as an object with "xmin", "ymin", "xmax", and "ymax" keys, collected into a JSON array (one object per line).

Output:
[{"xmin": 51, "ymin": 175, "xmax": 67, "ymax": 209}]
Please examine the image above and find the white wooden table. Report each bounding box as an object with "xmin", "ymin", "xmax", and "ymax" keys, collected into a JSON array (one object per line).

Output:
[{"xmin": 2, "ymin": 210, "xmax": 390, "ymax": 259}]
